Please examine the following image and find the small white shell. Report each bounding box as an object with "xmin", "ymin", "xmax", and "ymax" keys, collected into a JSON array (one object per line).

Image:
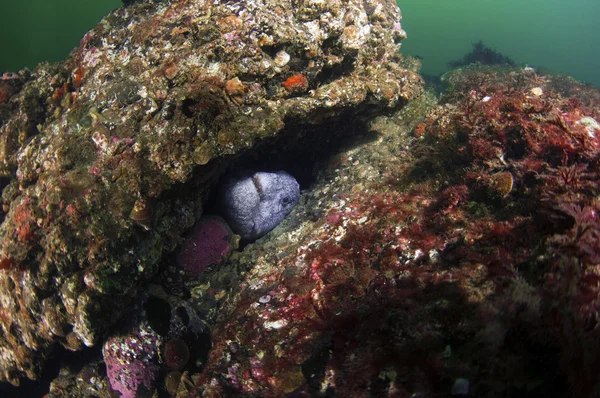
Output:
[{"xmin": 274, "ymin": 50, "xmax": 290, "ymax": 67}]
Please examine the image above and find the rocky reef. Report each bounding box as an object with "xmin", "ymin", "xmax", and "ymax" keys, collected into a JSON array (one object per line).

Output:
[
  {"xmin": 0, "ymin": 0, "xmax": 421, "ymax": 389},
  {"xmin": 19, "ymin": 63, "xmax": 600, "ymax": 397},
  {"xmin": 169, "ymin": 66, "xmax": 600, "ymax": 397},
  {"xmin": 2, "ymin": 0, "xmax": 600, "ymax": 397}
]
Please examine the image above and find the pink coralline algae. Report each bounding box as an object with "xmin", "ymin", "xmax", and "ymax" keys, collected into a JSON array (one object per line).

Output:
[
  {"xmin": 177, "ymin": 215, "xmax": 236, "ymax": 276},
  {"xmin": 102, "ymin": 321, "xmax": 161, "ymax": 398}
]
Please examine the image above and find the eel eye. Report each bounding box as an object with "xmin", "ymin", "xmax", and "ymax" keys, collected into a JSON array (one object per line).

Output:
[{"xmin": 281, "ymin": 197, "xmax": 291, "ymax": 205}]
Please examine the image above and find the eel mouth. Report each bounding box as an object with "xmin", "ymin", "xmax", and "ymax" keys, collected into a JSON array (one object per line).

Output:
[{"xmin": 252, "ymin": 173, "xmax": 265, "ymax": 200}]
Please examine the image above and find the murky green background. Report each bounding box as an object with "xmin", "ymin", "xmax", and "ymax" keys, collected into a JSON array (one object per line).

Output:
[
  {"xmin": 0, "ymin": 0, "xmax": 121, "ymax": 73},
  {"xmin": 0, "ymin": 0, "xmax": 598, "ymax": 88},
  {"xmin": 398, "ymin": 0, "xmax": 600, "ymax": 87}
]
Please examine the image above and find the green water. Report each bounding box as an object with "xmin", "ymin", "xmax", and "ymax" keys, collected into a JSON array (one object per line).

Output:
[
  {"xmin": 0, "ymin": 1, "xmax": 598, "ymax": 88},
  {"xmin": 398, "ymin": 0, "xmax": 600, "ymax": 87},
  {"xmin": 0, "ymin": 0, "xmax": 121, "ymax": 73}
]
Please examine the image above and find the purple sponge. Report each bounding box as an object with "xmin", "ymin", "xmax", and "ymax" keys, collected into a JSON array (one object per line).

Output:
[{"xmin": 177, "ymin": 215, "xmax": 236, "ymax": 276}]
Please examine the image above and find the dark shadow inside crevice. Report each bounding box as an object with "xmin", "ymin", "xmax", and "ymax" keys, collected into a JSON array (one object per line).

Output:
[
  {"xmin": 0, "ymin": 345, "xmax": 104, "ymax": 398},
  {"xmin": 170, "ymin": 109, "xmax": 376, "ymax": 252},
  {"xmin": 202, "ymin": 111, "xmax": 373, "ymax": 217}
]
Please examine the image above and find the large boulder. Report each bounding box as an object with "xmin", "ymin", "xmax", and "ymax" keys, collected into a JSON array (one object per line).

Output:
[{"xmin": 0, "ymin": 0, "xmax": 421, "ymax": 386}]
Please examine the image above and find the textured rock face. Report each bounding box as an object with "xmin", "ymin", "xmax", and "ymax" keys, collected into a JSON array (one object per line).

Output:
[
  {"xmin": 187, "ymin": 68, "xmax": 600, "ymax": 397},
  {"xmin": 102, "ymin": 321, "xmax": 162, "ymax": 398},
  {"xmin": 0, "ymin": 0, "xmax": 420, "ymax": 386},
  {"xmin": 32, "ymin": 65, "xmax": 600, "ymax": 396}
]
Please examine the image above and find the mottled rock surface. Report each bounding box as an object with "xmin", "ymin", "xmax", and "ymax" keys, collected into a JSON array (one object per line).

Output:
[
  {"xmin": 10, "ymin": 62, "xmax": 600, "ymax": 397},
  {"xmin": 0, "ymin": 0, "xmax": 420, "ymax": 386},
  {"xmin": 102, "ymin": 320, "xmax": 162, "ymax": 398}
]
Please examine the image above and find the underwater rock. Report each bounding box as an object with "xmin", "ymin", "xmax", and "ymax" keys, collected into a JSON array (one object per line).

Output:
[
  {"xmin": 219, "ymin": 171, "xmax": 300, "ymax": 240},
  {"xmin": 448, "ymin": 40, "xmax": 515, "ymax": 69},
  {"xmin": 102, "ymin": 321, "xmax": 161, "ymax": 398},
  {"xmin": 0, "ymin": 0, "xmax": 421, "ymax": 386},
  {"xmin": 5, "ymin": 38, "xmax": 599, "ymax": 398},
  {"xmin": 98, "ymin": 293, "xmax": 208, "ymax": 398},
  {"xmin": 163, "ymin": 338, "xmax": 190, "ymax": 370},
  {"xmin": 177, "ymin": 215, "xmax": 237, "ymax": 276},
  {"xmin": 186, "ymin": 67, "xmax": 600, "ymax": 397}
]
